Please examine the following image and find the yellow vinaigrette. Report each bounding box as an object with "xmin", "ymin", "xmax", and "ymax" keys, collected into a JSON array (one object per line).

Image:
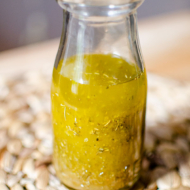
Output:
[{"xmin": 51, "ymin": 54, "xmax": 147, "ymax": 190}]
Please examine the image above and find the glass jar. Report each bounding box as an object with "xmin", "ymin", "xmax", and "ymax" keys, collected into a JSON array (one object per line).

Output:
[{"xmin": 51, "ymin": 0, "xmax": 147, "ymax": 189}]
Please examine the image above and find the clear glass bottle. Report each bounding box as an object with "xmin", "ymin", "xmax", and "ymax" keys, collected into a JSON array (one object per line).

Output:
[{"xmin": 51, "ymin": 0, "xmax": 147, "ymax": 189}]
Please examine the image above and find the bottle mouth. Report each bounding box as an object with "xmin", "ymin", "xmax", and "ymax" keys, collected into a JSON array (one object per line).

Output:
[
  {"xmin": 57, "ymin": 0, "xmax": 143, "ymax": 6},
  {"xmin": 57, "ymin": 0, "xmax": 144, "ymax": 17}
]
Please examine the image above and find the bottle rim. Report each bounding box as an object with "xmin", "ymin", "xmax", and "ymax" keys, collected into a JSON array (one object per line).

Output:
[
  {"xmin": 57, "ymin": 0, "xmax": 144, "ymax": 17},
  {"xmin": 57, "ymin": 0, "xmax": 143, "ymax": 6}
]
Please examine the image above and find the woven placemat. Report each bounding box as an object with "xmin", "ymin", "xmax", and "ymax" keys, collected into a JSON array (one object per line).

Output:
[{"xmin": 0, "ymin": 72, "xmax": 190, "ymax": 190}]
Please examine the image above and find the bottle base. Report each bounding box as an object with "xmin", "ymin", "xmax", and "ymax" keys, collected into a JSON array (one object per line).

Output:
[
  {"xmin": 61, "ymin": 181, "xmax": 139, "ymax": 190},
  {"xmin": 56, "ymin": 171, "xmax": 139, "ymax": 190}
]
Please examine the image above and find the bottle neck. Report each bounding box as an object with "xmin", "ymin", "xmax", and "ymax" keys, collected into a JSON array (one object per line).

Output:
[{"xmin": 55, "ymin": 9, "xmax": 144, "ymax": 72}]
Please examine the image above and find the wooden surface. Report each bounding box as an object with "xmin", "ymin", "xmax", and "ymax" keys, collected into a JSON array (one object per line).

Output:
[
  {"xmin": 0, "ymin": 11, "xmax": 190, "ymax": 81},
  {"xmin": 139, "ymin": 11, "xmax": 190, "ymax": 81}
]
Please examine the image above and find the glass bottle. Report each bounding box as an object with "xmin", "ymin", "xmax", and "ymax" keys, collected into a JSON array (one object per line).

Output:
[{"xmin": 51, "ymin": 0, "xmax": 147, "ymax": 189}]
